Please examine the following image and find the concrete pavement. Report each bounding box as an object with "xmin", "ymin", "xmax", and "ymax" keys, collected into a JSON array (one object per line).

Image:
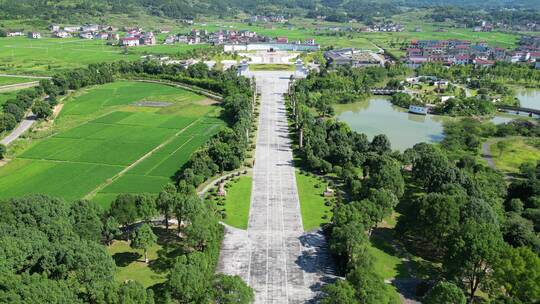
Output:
[
  {"xmin": 217, "ymin": 71, "xmax": 335, "ymax": 304},
  {"xmin": 0, "ymin": 114, "xmax": 36, "ymax": 146}
]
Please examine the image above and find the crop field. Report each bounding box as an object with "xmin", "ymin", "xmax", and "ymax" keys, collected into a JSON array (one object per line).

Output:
[
  {"xmin": 0, "ymin": 76, "xmax": 36, "ymax": 86},
  {"xmin": 0, "ymin": 81, "xmax": 224, "ymax": 206},
  {"xmin": 0, "ymin": 37, "xmax": 208, "ymax": 75}
]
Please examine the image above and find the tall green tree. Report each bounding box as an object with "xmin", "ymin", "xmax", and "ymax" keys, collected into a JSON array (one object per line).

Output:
[
  {"xmin": 212, "ymin": 274, "xmax": 254, "ymax": 304},
  {"xmin": 493, "ymin": 246, "xmax": 540, "ymax": 303},
  {"xmin": 320, "ymin": 280, "xmax": 357, "ymax": 304},
  {"xmin": 130, "ymin": 224, "xmax": 157, "ymax": 264},
  {"xmin": 167, "ymin": 253, "xmax": 210, "ymax": 303},
  {"xmin": 156, "ymin": 183, "xmax": 177, "ymax": 232},
  {"xmin": 424, "ymin": 281, "xmax": 466, "ymax": 304},
  {"xmin": 110, "ymin": 194, "xmax": 139, "ymax": 229},
  {"xmin": 444, "ymin": 221, "xmax": 503, "ymax": 303}
]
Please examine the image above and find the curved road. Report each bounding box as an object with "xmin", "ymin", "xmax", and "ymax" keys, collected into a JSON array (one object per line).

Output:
[
  {"xmin": 217, "ymin": 71, "xmax": 335, "ymax": 304},
  {"xmin": 0, "ymin": 114, "xmax": 36, "ymax": 146}
]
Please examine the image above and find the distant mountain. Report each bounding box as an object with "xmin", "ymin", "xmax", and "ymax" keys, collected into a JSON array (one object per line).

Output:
[{"xmin": 0, "ymin": 0, "xmax": 538, "ymax": 22}]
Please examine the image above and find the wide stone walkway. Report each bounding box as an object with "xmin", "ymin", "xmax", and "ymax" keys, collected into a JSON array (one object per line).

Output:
[{"xmin": 217, "ymin": 71, "xmax": 335, "ymax": 304}]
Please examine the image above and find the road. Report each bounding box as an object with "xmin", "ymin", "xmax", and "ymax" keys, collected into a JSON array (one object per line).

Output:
[
  {"xmin": 0, "ymin": 114, "xmax": 36, "ymax": 146},
  {"xmin": 482, "ymin": 140, "xmax": 496, "ymax": 169},
  {"xmin": 0, "ymin": 74, "xmax": 51, "ymax": 79},
  {"xmin": 217, "ymin": 71, "xmax": 335, "ymax": 304}
]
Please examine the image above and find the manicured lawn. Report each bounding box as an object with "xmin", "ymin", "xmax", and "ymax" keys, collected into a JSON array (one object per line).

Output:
[
  {"xmin": 221, "ymin": 176, "xmax": 252, "ymax": 230},
  {"xmin": 0, "ymin": 81, "xmax": 223, "ymax": 205},
  {"xmin": 250, "ymin": 64, "xmax": 295, "ymax": 71},
  {"xmin": 489, "ymin": 137, "xmax": 540, "ymax": 173},
  {"xmin": 107, "ymin": 240, "xmax": 166, "ymax": 288},
  {"xmin": 295, "ymin": 171, "xmax": 333, "ymax": 231}
]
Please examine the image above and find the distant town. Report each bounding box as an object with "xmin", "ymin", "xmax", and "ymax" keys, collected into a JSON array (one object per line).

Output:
[{"xmin": 405, "ymin": 37, "xmax": 540, "ymax": 69}]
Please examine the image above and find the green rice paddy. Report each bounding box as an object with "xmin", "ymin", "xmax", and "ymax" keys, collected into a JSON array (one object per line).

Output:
[
  {"xmin": 0, "ymin": 37, "xmax": 208, "ymax": 75},
  {"xmin": 0, "ymin": 76, "xmax": 36, "ymax": 86},
  {"xmin": 0, "ymin": 81, "xmax": 224, "ymax": 207}
]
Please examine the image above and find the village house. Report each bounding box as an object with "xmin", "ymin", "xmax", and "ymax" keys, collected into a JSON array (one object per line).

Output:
[
  {"xmin": 49, "ymin": 25, "xmax": 60, "ymax": 32},
  {"xmin": 79, "ymin": 32, "xmax": 94, "ymax": 39},
  {"xmin": 94, "ymin": 32, "xmax": 109, "ymax": 40},
  {"xmin": 7, "ymin": 30, "xmax": 24, "ymax": 37},
  {"xmin": 63, "ymin": 26, "xmax": 81, "ymax": 33},
  {"xmin": 405, "ymin": 39, "xmax": 512, "ymax": 67},
  {"xmin": 473, "ymin": 58, "xmax": 495, "ymax": 68},
  {"xmin": 276, "ymin": 37, "xmax": 289, "ymax": 44},
  {"xmin": 325, "ymin": 48, "xmax": 385, "ymax": 68},
  {"xmin": 81, "ymin": 24, "xmax": 99, "ymax": 32},
  {"xmin": 120, "ymin": 37, "xmax": 140, "ymax": 47},
  {"xmin": 304, "ymin": 38, "xmax": 316, "ymax": 45},
  {"xmin": 141, "ymin": 32, "xmax": 155, "ymax": 45},
  {"xmin": 54, "ymin": 31, "xmax": 71, "ymax": 38},
  {"xmin": 164, "ymin": 35, "xmax": 176, "ymax": 44},
  {"xmin": 27, "ymin": 32, "xmax": 41, "ymax": 39}
]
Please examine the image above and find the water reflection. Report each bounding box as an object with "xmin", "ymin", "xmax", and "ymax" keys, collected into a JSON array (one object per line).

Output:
[
  {"xmin": 335, "ymin": 94, "xmax": 535, "ymax": 151},
  {"xmin": 335, "ymin": 97, "xmax": 451, "ymax": 151},
  {"xmin": 517, "ymin": 89, "xmax": 540, "ymax": 110}
]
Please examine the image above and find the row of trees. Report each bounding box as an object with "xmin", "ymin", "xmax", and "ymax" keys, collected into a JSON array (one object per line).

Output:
[{"xmin": 0, "ymin": 86, "xmax": 52, "ymax": 134}]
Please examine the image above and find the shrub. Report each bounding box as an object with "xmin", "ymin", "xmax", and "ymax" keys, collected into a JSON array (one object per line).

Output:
[{"xmin": 0, "ymin": 144, "xmax": 6, "ymax": 160}]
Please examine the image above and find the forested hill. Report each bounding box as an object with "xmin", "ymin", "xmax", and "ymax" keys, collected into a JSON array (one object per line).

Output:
[{"xmin": 0, "ymin": 0, "xmax": 538, "ymax": 22}]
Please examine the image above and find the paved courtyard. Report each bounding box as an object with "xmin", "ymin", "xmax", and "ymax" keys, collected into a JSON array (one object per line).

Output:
[{"xmin": 218, "ymin": 71, "xmax": 335, "ymax": 304}]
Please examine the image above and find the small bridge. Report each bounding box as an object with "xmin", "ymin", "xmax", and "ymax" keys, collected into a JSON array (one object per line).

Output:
[
  {"xmin": 370, "ymin": 88, "xmax": 404, "ymax": 95},
  {"xmin": 497, "ymin": 105, "xmax": 540, "ymax": 117}
]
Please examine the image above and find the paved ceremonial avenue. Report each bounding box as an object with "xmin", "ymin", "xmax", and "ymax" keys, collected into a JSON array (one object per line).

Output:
[{"xmin": 217, "ymin": 71, "xmax": 335, "ymax": 304}]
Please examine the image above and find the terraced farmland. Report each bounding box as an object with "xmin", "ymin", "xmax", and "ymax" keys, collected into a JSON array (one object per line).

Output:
[{"xmin": 0, "ymin": 81, "xmax": 224, "ymax": 207}]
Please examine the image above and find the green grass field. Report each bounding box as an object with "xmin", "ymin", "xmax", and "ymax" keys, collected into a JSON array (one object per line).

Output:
[
  {"xmin": 489, "ymin": 137, "xmax": 540, "ymax": 173},
  {"xmin": 0, "ymin": 37, "xmax": 207, "ymax": 75},
  {"xmin": 0, "ymin": 90, "xmax": 18, "ymax": 108},
  {"xmin": 221, "ymin": 176, "xmax": 252, "ymax": 229},
  {"xmin": 0, "ymin": 76, "xmax": 36, "ymax": 86},
  {"xmin": 0, "ymin": 81, "xmax": 224, "ymax": 206},
  {"xmin": 249, "ymin": 64, "xmax": 295, "ymax": 71},
  {"xmin": 108, "ymin": 240, "xmax": 166, "ymax": 288},
  {"xmin": 295, "ymin": 171, "xmax": 333, "ymax": 231}
]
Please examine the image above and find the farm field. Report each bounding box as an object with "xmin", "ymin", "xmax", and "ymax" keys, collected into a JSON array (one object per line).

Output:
[
  {"xmin": 0, "ymin": 81, "xmax": 224, "ymax": 206},
  {"xmin": 0, "ymin": 37, "xmax": 208, "ymax": 75},
  {"xmin": 0, "ymin": 75, "xmax": 36, "ymax": 86}
]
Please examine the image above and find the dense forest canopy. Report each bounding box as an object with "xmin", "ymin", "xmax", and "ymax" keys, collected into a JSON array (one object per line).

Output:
[{"xmin": 0, "ymin": 0, "xmax": 538, "ymax": 22}]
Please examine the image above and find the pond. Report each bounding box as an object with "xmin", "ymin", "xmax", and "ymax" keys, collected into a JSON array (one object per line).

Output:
[
  {"xmin": 335, "ymin": 97, "xmax": 519, "ymax": 151},
  {"xmin": 335, "ymin": 97, "xmax": 452, "ymax": 151},
  {"xmin": 517, "ymin": 89, "xmax": 540, "ymax": 110}
]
